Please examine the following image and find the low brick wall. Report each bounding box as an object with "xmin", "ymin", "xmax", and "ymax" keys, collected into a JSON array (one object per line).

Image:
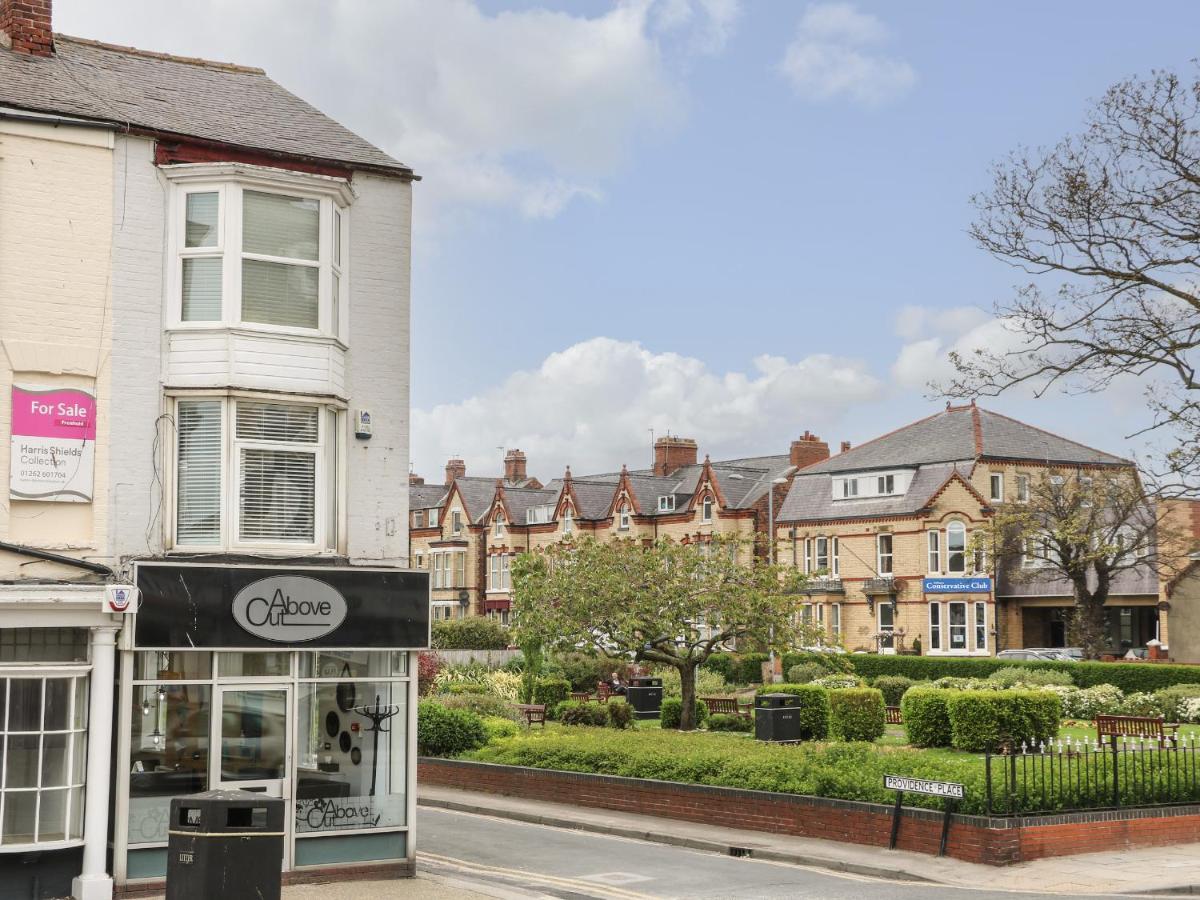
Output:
[{"xmin": 419, "ymin": 757, "xmax": 1200, "ymax": 865}]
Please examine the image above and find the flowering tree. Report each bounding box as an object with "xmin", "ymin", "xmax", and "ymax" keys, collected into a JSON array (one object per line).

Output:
[{"xmin": 511, "ymin": 534, "xmax": 817, "ymax": 730}]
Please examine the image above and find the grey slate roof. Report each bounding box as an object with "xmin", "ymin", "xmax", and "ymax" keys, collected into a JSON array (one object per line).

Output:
[
  {"xmin": 996, "ymin": 563, "xmax": 1158, "ymax": 598},
  {"xmin": 501, "ymin": 487, "xmax": 559, "ymax": 525},
  {"xmin": 0, "ymin": 36, "xmax": 409, "ymax": 175},
  {"xmin": 803, "ymin": 405, "xmax": 1127, "ymax": 476},
  {"xmin": 409, "ymin": 484, "xmax": 448, "ymax": 511},
  {"xmin": 568, "ymin": 478, "xmax": 621, "ymax": 520},
  {"xmin": 778, "ymin": 462, "xmax": 975, "ymax": 523},
  {"xmin": 451, "ymin": 477, "xmax": 505, "ymax": 525}
]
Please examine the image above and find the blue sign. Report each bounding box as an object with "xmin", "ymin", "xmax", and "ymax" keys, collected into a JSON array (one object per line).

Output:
[{"xmin": 923, "ymin": 577, "xmax": 992, "ymax": 594}]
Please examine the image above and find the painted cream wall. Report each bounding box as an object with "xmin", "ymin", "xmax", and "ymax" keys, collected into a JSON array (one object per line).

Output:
[{"xmin": 0, "ymin": 119, "xmax": 114, "ymax": 579}]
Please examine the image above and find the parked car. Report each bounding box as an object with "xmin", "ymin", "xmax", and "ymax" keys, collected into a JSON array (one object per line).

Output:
[
  {"xmin": 996, "ymin": 649, "xmax": 1060, "ymax": 661},
  {"xmin": 1026, "ymin": 647, "xmax": 1083, "ymax": 661}
]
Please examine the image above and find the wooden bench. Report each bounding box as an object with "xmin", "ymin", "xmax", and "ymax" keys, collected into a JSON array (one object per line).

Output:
[
  {"xmin": 570, "ymin": 691, "xmax": 592, "ymax": 703},
  {"xmin": 595, "ymin": 684, "xmax": 612, "ymax": 703},
  {"xmin": 1095, "ymin": 714, "xmax": 1178, "ymax": 746},
  {"xmin": 702, "ymin": 697, "xmax": 751, "ymax": 719},
  {"xmin": 886, "ymin": 706, "xmax": 903, "ymax": 725},
  {"xmin": 515, "ymin": 704, "xmax": 547, "ymax": 727}
]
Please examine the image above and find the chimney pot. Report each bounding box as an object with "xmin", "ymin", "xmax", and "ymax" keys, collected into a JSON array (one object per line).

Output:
[
  {"xmin": 653, "ymin": 435, "xmax": 698, "ymax": 476},
  {"xmin": 840, "ymin": 441, "xmax": 852, "ymax": 454},
  {"xmin": 790, "ymin": 432, "xmax": 830, "ymax": 469},
  {"xmin": 444, "ymin": 458, "xmax": 466, "ymax": 485},
  {"xmin": 503, "ymin": 448, "xmax": 528, "ymax": 484},
  {"xmin": 1, "ymin": 0, "xmax": 54, "ymax": 56},
  {"xmin": 409, "ymin": 473, "xmax": 425, "ymax": 486}
]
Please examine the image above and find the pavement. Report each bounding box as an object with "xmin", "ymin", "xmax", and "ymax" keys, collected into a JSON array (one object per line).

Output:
[{"xmin": 418, "ymin": 784, "xmax": 1200, "ymax": 896}]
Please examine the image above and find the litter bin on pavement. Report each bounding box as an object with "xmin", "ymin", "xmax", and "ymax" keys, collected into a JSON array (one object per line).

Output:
[
  {"xmin": 625, "ymin": 676, "xmax": 663, "ymax": 720},
  {"xmin": 755, "ymin": 692, "xmax": 802, "ymax": 743},
  {"xmin": 166, "ymin": 789, "xmax": 285, "ymax": 900}
]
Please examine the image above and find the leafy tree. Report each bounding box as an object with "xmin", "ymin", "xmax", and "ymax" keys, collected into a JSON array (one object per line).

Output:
[
  {"xmin": 512, "ymin": 534, "xmax": 817, "ymax": 730},
  {"xmin": 948, "ymin": 66, "xmax": 1200, "ymax": 488},
  {"xmin": 972, "ymin": 469, "xmax": 1188, "ymax": 658}
]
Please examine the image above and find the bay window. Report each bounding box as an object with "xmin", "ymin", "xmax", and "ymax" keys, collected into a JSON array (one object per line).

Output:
[
  {"xmin": 928, "ymin": 601, "xmax": 988, "ymax": 654},
  {"xmin": 174, "ymin": 396, "xmax": 340, "ymax": 551},
  {"xmin": 174, "ymin": 178, "xmax": 348, "ymax": 338}
]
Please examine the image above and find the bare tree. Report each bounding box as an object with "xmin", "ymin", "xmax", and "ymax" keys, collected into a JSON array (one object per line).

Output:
[
  {"xmin": 975, "ymin": 469, "xmax": 1189, "ymax": 658},
  {"xmin": 949, "ymin": 67, "xmax": 1200, "ymax": 490}
]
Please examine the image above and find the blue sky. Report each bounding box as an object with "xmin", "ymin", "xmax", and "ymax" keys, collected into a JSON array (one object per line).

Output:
[{"xmin": 57, "ymin": 1, "xmax": 1199, "ymax": 479}]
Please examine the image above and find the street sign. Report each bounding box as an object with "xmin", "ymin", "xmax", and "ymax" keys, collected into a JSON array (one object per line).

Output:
[{"xmin": 883, "ymin": 775, "xmax": 964, "ymax": 799}]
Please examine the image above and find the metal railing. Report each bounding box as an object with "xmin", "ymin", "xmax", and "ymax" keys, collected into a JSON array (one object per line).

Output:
[
  {"xmin": 985, "ymin": 734, "xmax": 1200, "ymax": 816},
  {"xmin": 798, "ymin": 578, "xmax": 844, "ymax": 594},
  {"xmin": 862, "ymin": 576, "xmax": 898, "ymax": 595}
]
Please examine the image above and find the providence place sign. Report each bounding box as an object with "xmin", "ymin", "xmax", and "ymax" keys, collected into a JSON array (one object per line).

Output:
[{"xmin": 232, "ymin": 576, "xmax": 348, "ymax": 642}]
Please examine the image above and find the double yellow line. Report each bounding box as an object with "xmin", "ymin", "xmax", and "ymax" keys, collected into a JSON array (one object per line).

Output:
[{"xmin": 419, "ymin": 850, "xmax": 657, "ymax": 900}]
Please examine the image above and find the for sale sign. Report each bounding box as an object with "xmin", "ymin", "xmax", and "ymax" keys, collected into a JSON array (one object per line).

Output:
[{"xmin": 9, "ymin": 386, "xmax": 96, "ymax": 503}]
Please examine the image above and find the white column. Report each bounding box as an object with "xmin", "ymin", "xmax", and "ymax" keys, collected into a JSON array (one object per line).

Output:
[{"xmin": 73, "ymin": 626, "xmax": 119, "ymax": 900}]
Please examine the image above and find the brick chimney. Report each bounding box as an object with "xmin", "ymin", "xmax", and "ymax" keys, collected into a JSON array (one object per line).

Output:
[
  {"xmin": 840, "ymin": 441, "xmax": 852, "ymax": 454},
  {"xmin": 409, "ymin": 473, "xmax": 425, "ymax": 486},
  {"xmin": 653, "ymin": 436, "xmax": 698, "ymax": 477},
  {"xmin": 0, "ymin": 0, "xmax": 53, "ymax": 56},
  {"xmin": 503, "ymin": 449, "xmax": 527, "ymax": 483},
  {"xmin": 789, "ymin": 431, "xmax": 830, "ymax": 469},
  {"xmin": 444, "ymin": 458, "xmax": 466, "ymax": 485}
]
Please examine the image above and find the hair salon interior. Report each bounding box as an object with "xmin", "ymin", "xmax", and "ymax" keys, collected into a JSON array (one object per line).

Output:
[{"xmin": 0, "ymin": 3, "xmax": 427, "ymax": 897}]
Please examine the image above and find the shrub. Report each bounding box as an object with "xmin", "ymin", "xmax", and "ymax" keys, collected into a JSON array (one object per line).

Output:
[
  {"xmin": 901, "ymin": 688, "xmax": 954, "ymax": 748},
  {"xmin": 1156, "ymin": 685, "xmax": 1200, "ymax": 723},
  {"xmin": 555, "ymin": 700, "xmax": 609, "ymax": 726},
  {"xmin": 660, "ymin": 697, "xmax": 709, "ymax": 729},
  {"xmin": 849, "ymin": 654, "xmax": 1200, "ymax": 694},
  {"xmin": 532, "ymin": 677, "xmax": 571, "ymax": 715},
  {"xmin": 872, "ymin": 675, "xmax": 915, "ymax": 706},
  {"xmin": 607, "ymin": 700, "xmax": 634, "ymax": 729},
  {"xmin": 946, "ymin": 690, "xmax": 1061, "ymax": 753},
  {"xmin": 660, "ymin": 666, "xmax": 728, "ymax": 699},
  {"xmin": 812, "ymin": 674, "xmax": 861, "ymax": 689},
  {"xmin": 481, "ymin": 716, "xmax": 519, "ymax": 741},
  {"xmin": 732, "ymin": 653, "xmax": 771, "ymax": 684},
  {"xmin": 701, "ymin": 654, "xmax": 735, "ymax": 680},
  {"xmin": 431, "ymin": 618, "xmax": 510, "ymax": 650},
  {"xmin": 828, "ymin": 688, "xmax": 886, "ymax": 742},
  {"xmin": 932, "ymin": 676, "xmax": 992, "ymax": 691},
  {"xmin": 754, "ymin": 684, "xmax": 830, "ymax": 740},
  {"xmin": 439, "ymin": 692, "xmax": 519, "ymax": 721},
  {"xmin": 782, "ymin": 651, "xmax": 854, "ymax": 675},
  {"xmin": 1118, "ymin": 691, "xmax": 1162, "ymax": 717},
  {"xmin": 417, "ymin": 701, "xmax": 487, "ymax": 757},
  {"xmin": 786, "ymin": 662, "xmax": 826, "ymax": 684},
  {"xmin": 418, "ymin": 652, "xmax": 443, "ymax": 696},
  {"xmin": 1182, "ymin": 697, "xmax": 1200, "ymax": 725},
  {"xmin": 500, "ymin": 653, "xmax": 526, "ymax": 673},
  {"xmin": 707, "ymin": 713, "xmax": 753, "ymax": 733},
  {"xmin": 988, "ymin": 667, "xmax": 1074, "ymax": 688}
]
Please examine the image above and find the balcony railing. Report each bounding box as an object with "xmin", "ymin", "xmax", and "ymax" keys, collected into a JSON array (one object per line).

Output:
[
  {"xmin": 798, "ymin": 578, "xmax": 844, "ymax": 594},
  {"xmin": 862, "ymin": 576, "xmax": 899, "ymax": 595}
]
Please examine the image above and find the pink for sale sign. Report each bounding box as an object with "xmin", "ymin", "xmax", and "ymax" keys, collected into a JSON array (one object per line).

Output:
[{"xmin": 9, "ymin": 385, "xmax": 97, "ymax": 502}]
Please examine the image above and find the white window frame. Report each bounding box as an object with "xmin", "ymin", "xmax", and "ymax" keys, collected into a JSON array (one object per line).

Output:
[
  {"xmin": 814, "ymin": 536, "xmax": 829, "ymax": 573},
  {"xmin": 413, "ymin": 509, "xmax": 424, "ymax": 528},
  {"xmin": 877, "ymin": 474, "xmax": 894, "ymax": 495},
  {"xmin": 947, "ymin": 600, "xmax": 969, "ymax": 651},
  {"xmin": 989, "ymin": 472, "xmax": 1003, "ymax": 502},
  {"xmin": 700, "ymin": 497, "xmax": 713, "ymax": 523},
  {"xmin": 166, "ymin": 167, "xmax": 351, "ymax": 341},
  {"xmin": 658, "ymin": 495, "xmax": 675, "ymax": 512},
  {"xmin": 928, "ymin": 602, "xmax": 942, "ymax": 651},
  {"xmin": 877, "ymin": 603, "xmax": 895, "ymax": 649},
  {"xmin": 830, "ymin": 603, "xmax": 841, "ymax": 640},
  {"xmin": 562, "ymin": 506, "xmax": 574, "ymax": 534},
  {"xmin": 877, "ymin": 533, "xmax": 893, "ymax": 575},
  {"xmin": 169, "ymin": 393, "xmax": 342, "ymax": 554},
  {"xmin": 974, "ymin": 601, "xmax": 988, "ymax": 652},
  {"xmin": 429, "ymin": 508, "xmax": 439, "ymax": 529},
  {"xmin": 494, "ymin": 511, "xmax": 506, "ymax": 537},
  {"xmin": 946, "ymin": 521, "xmax": 967, "ymax": 575},
  {"xmin": 452, "ymin": 510, "xmax": 462, "ymax": 535},
  {"xmin": 927, "ymin": 529, "xmax": 941, "ymax": 574},
  {"xmin": 842, "ymin": 478, "xmax": 859, "ymax": 498},
  {"xmin": 618, "ymin": 504, "xmax": 631, "ymax": 531},
  {"xmin": 830, "ymin": 536, "xmax": 840, "ymax": 576}
]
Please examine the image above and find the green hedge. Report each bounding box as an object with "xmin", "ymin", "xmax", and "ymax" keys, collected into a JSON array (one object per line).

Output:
[
  {"xmin": 872, "ymin": 675, "xmax": 916, "ymax": 706},
  {"xmin": 707, "ymin": 713, "xmax": 753, "ymax": 732},
  {"xmin": 828, "ymin": 688, "xmax": 886, "ymax": 742},
  {"xmin": 849, "ymin": 655, "xmax": 1200, "ymax": 694},
  {"xmin": 431, "ymin": 618, "xmax": 510, "ymax": 650},
  {"xmin": 755, "ymin": 684, "xmax": 830, "ymax": 740},
  {"xmin": 417, "ymin": 701, "xmax": 487, "ymax": 756},
  {"xmin": 946, "ymin": 690, "xmax": 1061, "ymax": 753},
  {"xmin": 702, "ymin": 652, "xmax": 770, "ymax": 683},
  {"xmin": 607, "ymin": 701, "xmax": 634, "ymax": 729},
  {"xmin": 660, "ymin": 697, "xmax": 709, "ymax": 729},
  {"xmin": 901, "ymin": 688, "xmax": 954, "ymax": 748},
  {"xmin": 554, "ymin": 700, "xmax": 609, "ymax": 726},
  {"xmin": 532, "ymin": 677, "xmax": 571, "ymax": 715}
]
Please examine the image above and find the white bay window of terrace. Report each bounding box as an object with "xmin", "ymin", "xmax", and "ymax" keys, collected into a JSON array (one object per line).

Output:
[
  {"xmin": 177, "ymin": 184, "xmax": 346, "ymax": 336},
  {"xmin": 175, "ymin": 398, "xmax": 340, "ymax": 551},
  {"xmin": 928, "ymin": 601, "xmax": 988, "ymax": 653}
]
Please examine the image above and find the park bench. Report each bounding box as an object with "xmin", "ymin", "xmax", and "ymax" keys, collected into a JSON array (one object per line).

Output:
[
  {"xmin": 515, "ymin": 704, "xmax": 547, "ymax": 728},
  {"xmin": 886, "ymin": 706, "xmax": 903, "ymax": 725},
  {"xmin": 595, "ymin": 684, "xmax": 612, "ymax": 703},
  {"xmin": 1095, "ymin": 714, "xmax": 1178, "ymax": 747},
  {"xmin": 702, "ymin": 697, "xmax": 751, "ymax": 719},
  {"xmin": 570, "ymin": 691, "xmax": 592, "ymax": 703}
]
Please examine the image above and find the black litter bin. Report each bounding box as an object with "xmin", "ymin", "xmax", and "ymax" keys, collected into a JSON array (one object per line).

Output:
[
  {"xmin": 755, "ymin": 692, "xmax": 802, "ymax": 742},
  {"xmin": 626, "ymin": 676, "xmax": 663, "ymax": 720},
  {"xmin": 166, "ymin": 789, "xmax": 285, "ymax": 900}
]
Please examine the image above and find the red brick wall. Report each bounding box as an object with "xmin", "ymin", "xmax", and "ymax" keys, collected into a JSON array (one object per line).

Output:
[{"xmin": 419, "ymin": 758, "xmax": 1200, "ymax": 866}]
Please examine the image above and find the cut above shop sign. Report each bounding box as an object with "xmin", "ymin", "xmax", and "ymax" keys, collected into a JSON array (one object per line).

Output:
[
  {"xmin": 134, "ymin": 562, "xmax": 430, "ymax": 649},
  {"xmin": 923, "ymin": 577, "xmax": 992, "ymax": 594}
]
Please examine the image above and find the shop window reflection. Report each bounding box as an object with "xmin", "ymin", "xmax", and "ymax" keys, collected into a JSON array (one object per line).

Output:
[
  {"xmin": 128, "ymin": 684, "xmax": 210, "ymax": 845},
  {"xmin": 295, "ymin": 682, "xmax": 406, "ymax": 833}
]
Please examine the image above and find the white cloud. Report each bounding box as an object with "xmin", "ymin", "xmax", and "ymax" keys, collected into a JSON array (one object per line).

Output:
[
  {"xmin": 890, "ymin": 306, "xmax": 1027, "ymax": 392},
  {"xmin": 779, "ymin": 2, "xmax": 916, "ymax": 105},
  {"xmin": 56, "ymin": 0, "xmax": 738, "ymax": 223},
  {"xmin": 412, "ymin": 337, "xmax": 880, "ymax": 478}
]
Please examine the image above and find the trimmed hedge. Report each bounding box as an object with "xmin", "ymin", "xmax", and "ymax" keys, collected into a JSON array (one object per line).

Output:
[
  {"xmin": 533, "ymin": 677, "xmax": 571, "ymax": 715},
  {"xmin": 849, "ymin": 654, "xmax": 1200, "ymax": 694},
  {"xmin": 661, "ymin": 697, "xmax": 709, "ymax": 729},
  {"xmin": 946, "ymin": 690, "xmax": 1061, "ymax": 753},
  {"xmin": 754, "ymin": 684, "xmax": 830, "ymax": 740},
  {"xmin": 417, "ymin": 701, "xmax": 487, "ymax": 757},
  {"xmin": 707, "ymin": 713, "xmax": 753, "ymax": 733},
  {"xmin": 431, "ymin": 618, "xmax": 510, "ymax": 650},
  {"xmin": 872, "ymin": 675, "xmax": 916, "ymax": 706},
  {"xmin": 438, "ymin": 691, "xmax": 519, "ymax": 722},
  {"xmin": 828, "ymin": 688, "xmax": 886, "ymax": 742},
  {"xmin": 702, "ymin": 652, "xmax": 770, "ymax": 684},
  {"xmin": 554, "ymin": 700, "xmax": 609, "ymax": 726},
  {"xmin": 901, "ymin": 688, "xmax": 954, "ymax": 748}
]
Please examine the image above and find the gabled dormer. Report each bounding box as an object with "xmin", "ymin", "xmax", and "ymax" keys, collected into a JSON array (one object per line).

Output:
[
  {"xmin": 554, "ymin": 466, "xmax": 579, "ymax": 536},
  {"xmin": 688, "ymin": 455, "xmax": 728, "ymax": 524}
]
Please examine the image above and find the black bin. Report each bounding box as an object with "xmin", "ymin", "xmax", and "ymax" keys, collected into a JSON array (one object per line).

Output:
[
  {"xmin": 626, "ymin": 676, "xmax": 663, "ymax": 720},
  {"xmin": 166, "ymin": 789, "xmax": 284, "ymax": 900},
  {"xmin": 755, "ymin": 692, "xmax": 802, "ymax": 742}
]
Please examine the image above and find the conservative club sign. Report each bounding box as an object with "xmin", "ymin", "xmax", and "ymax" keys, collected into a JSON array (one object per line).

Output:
[
  {"xmin": 923, "ymin": 577, "xmax": 992, "ymax": 594},
  {"xmin": 9, "ymin": 386, "xmax": 96, "ymax": 503}
]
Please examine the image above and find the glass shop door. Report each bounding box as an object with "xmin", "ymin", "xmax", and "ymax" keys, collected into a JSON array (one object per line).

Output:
[{"xmin": 213, "ymin": 684, "xmax": 292, "ymax": 801}]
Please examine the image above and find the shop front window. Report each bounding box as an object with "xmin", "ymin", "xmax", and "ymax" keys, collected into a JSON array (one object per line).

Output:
[
  {"xmin": 295, "ymin": 681, "xmax": 407, "ymax": 834},
  {"xmin": 0, "ymin": 676, "xmax": 88, "ymax": 846}
]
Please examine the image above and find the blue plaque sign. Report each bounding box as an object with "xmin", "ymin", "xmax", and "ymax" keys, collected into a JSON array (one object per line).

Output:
[{"xmin": 923, "ymin": 577, "xmax": 992, "ymax": 594}]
